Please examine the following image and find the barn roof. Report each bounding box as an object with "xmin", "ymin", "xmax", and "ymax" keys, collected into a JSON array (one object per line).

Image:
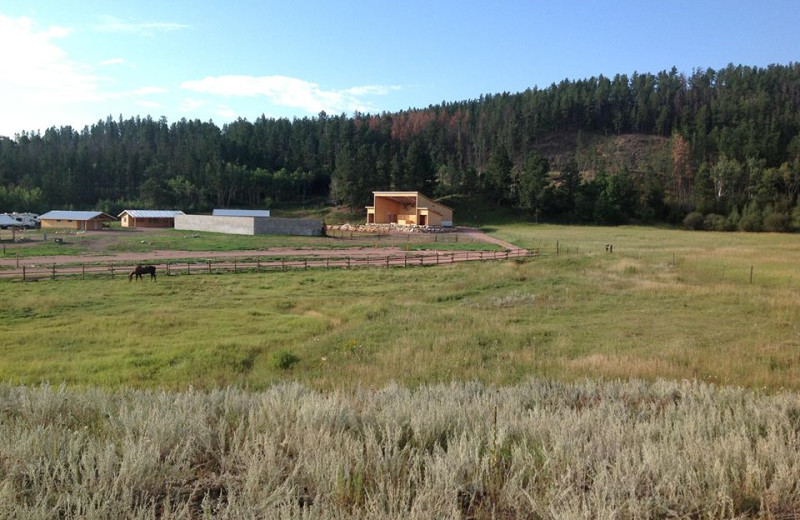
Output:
[
  {"xmin": 212, "ymin": 209, "xmax": 271, "ymax": 217},
  {"xmin": 40, "ymin": 211, "xmax": 115, "ymax": 221},
  {"xmin": 118, "ymin": 210, "xmax": 185, "ymax": 218}
]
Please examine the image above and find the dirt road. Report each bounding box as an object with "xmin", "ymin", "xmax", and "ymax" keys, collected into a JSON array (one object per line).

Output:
[{"xmin": 0, "ymin": 228, "xmax": 521, "ymax": 268}]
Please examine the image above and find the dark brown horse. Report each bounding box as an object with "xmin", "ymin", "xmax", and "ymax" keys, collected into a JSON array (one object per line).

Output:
[{"xmin": 129, "ymin": 264, "xmax": 157, "ymax": 281}]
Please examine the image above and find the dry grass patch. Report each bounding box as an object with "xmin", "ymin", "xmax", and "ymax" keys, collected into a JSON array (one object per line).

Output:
[{"xmin": 2, "ymin": 379, "xmax": 799, "ymax": 518}]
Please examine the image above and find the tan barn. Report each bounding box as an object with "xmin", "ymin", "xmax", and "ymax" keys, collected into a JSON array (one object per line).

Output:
[
  {"xmin": 39, "ymin": 211, "xmax": 115, "ymax": 230},
  {"xmin": 118, "ymin": 209, "xmax": 185, "ymax": 228},
  {"xmin": 366, "ymin": 191, "xmax": 453, "ymax": 227}
]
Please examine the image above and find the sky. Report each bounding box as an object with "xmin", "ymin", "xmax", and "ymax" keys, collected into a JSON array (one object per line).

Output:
[{"xmin": 1, "ymin": 0, "xmax": 798, "ymax": 138}]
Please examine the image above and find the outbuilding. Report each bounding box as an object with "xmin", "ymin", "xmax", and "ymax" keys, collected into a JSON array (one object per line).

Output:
[
  {"xmin": 39, "ymin": 211, "xmax": 115, "ymax": 230},
  {"xmin": 366, "ymin": 191, "xmax": 453, "ymax": 227},
  {"xmin": 212, "ymin": 209, "xmax": 271, "ymax": 217},
  {"xmin": 118, "ymin": 209, "xmax": 185, "ymax": 228}
]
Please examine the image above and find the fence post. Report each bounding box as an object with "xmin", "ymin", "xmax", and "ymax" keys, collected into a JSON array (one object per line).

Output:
[
  {"xmin": 304, "ymin": 259, "xmax": 308, "ymax": 270},
  {"xmin": 282, "ymin": 259, "xmax": 285, "ymax": 271},
  {"xmin": 234, "ymin": 259, "xmax": 237, "ymax": 274},
  {"xmin": 22, "ymin": 265, "xmax": 26, "ymax": 282},
  {"xmin": 187, "ymin": 262, "xmax": 190, "ymax": 275},
  {"xmin": 110, "ymin": 265, "xmax": 114, "ymax": 279},
  {"xmin": 167, "ymin": 262, "xmax": 171, "ymax": 276},
  {"xmin": 326, "ymin": 258, "xmax": 330, "ymax": 269},
  {"xmin": 386, "ymin": 256, "xmax": 390, "ymax": 268},
  {"xmin": 347, "ymin": 257, "xmax": 351, "ymax": 269},
  {"xmin": 750, "ymin": 265, "xmax": 754, "ymax": 284},
  {"xmin": 82, "ymin": 264, "xmax": 85, "ymax": 280},
  {"xmin": 52, "ymin": 263, "xmax": 56, "ymax": 280},
  {"xmin": 257, "ymin": 258, "xmax": 261, "ymax": 273},
  {"xmin": 208, "ymin": 260, "xmax": 212, "ymax": 274}
]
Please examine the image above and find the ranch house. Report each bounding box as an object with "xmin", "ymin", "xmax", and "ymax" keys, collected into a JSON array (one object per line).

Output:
[
  {"xmin": 39, "ymin": 211, "xmax": 115, "ymax": 230},
  {"xmin": 366, "ymin": 191, "xmax": 453, "ymax": 227},
  {"xmin": 118, "ymin": 209, "xmax": 185, "ymax": 228}
]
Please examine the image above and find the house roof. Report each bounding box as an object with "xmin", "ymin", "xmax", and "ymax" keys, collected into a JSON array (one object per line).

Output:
[
  {"xmin": 40, "ymin": 211, "xmax": 115, "ymax": 221},
  {"xmin": 213, "ymin": 209, "xmax": 271, "ymax": 217},
  {"xmin": 0, "ymin": 214, "xmax": 22, "ymax": 227},
  {"xmin": 371, "ymin": 191, "xmax": 453, "ymax": 211},
  {"xmin": 118, "ymin": 210, "xmax": 185, "ymax": 218}
]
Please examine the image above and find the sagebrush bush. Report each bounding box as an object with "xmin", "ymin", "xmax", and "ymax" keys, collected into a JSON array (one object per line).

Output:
[
  {"xmin": 682, "ymin": 211, "xmax": 705, "ymax": 230},
  {"xmin": 271, "ymin": 349, "xmax": 299, "ymax": 370},
  {"xmin": 1, "ymin": 380, "xmax": 799, "ymax": 519}
]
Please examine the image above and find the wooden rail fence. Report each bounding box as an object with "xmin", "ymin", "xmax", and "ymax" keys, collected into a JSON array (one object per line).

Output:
[{"xmin": 0, "ymin": 248, "xmax": 536, "ymax": 282}]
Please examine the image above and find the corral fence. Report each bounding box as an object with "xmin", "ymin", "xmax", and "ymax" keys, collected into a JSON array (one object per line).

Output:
[{"xmin": 0, "ymin": 248, "xmax": 536, "ymax": 282}]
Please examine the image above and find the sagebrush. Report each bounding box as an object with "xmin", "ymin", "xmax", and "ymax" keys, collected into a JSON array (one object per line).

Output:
[{"xmin": 1, "ymin": 379, "xmax": 799, "ymax": 519}]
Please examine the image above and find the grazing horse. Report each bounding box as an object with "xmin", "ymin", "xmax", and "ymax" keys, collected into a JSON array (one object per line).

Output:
[{"xmin": 129, "ymin": 264, "xmax": 157, "ymax": 282}]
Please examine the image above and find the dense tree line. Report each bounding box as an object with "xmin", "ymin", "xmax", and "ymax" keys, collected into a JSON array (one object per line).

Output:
[{"xmin": 1, "ymin": 63, "xmax": 799, "ymax": 230}]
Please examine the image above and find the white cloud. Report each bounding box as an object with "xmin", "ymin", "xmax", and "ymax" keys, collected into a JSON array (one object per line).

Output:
[
  {"xmin": 215, "ymin": 105, "xmax": 239, "ymax": 119},
  {"xmin": 0, "ymin": 15, "xmax": 100, "ymax": 101},
  {"xmin": 130, "ymin": 86, "xmax": 167, "ymax": 96},
  {"xmin": 94, "ymin": 15, "xmax": 189, "ymax": 36},
  {"xmin": 137, "ymin": 100, "xmax": 163, "ymax": 109},
  {"xmin": 0, "ymin": 15, "xmax": 107, "ymax": 135},
  {"xmin": 179, "ymin": 97, "xmax": 207, "ymax": 113},
  {"xmin": 180, "ymin": 75, "xmax": 399, "ymax": 115},
  {"xmin": 0, "ymin": 15, "xmax": 175, "ymax": 137}
]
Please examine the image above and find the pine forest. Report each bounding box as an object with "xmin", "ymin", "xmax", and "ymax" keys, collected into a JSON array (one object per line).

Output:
[{"xmin": 1, "ymin": 63, "xmax": 799, "ymax": 231}]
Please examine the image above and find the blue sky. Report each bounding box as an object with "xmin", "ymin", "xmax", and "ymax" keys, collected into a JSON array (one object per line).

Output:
[{"xmin": 1, "ymin": 1, "xmax": 797, "ymax": 138}]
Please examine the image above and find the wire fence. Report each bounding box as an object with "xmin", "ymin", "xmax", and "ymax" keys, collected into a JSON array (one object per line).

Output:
[{"xmin": 0, "ymin": 248, "xmax": 536, "ymax": 282}]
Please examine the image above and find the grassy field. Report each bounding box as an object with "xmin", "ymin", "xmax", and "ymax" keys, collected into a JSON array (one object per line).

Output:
[
  {"xmin": 1, "ymin": 224, "xmax": 798, "ymax": 391},
  {"xmin": 3, "ymin": 223, "xmax": 800, "ymax": 518}
]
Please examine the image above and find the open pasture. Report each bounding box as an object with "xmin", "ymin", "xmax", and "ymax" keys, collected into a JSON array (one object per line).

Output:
[{"xmin": 1, "ymin": 225, "xmax": 799, "ymax": 391}]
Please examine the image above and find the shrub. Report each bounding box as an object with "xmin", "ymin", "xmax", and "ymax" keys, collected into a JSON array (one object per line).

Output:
[
  {"xmin": 738, "ymin": 204, "xmax": 763, "ymax": 232},
  {"xmin": 271, "ymin": 350, "xmax": 299, "ymax": 370},
  {"xmin": 763, "ymin": 211, "xmax": 792, "ymax": 232},
  {"xmin": 703, "ymin": 213, "xmax": 734, "ymax": 231},
  {"xmin": 682, "ymin": 211, "xmax": 705, "ymax": 230}
]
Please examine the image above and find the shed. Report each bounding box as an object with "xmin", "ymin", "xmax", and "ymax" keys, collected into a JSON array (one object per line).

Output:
[
  {"xmin": 118, "ymin": 209, "xmax": 185, "ymax": 228},
  {"xmin": 212, "ymin": 209, "xmax": 271, "ymax": 217},
  {"xmin": 366, "ymin": 191, "xmax": 453, "ymax": 227},
  {"xmin": 39, "ymin": 211, "xmax": 115, "ymax": 230}
]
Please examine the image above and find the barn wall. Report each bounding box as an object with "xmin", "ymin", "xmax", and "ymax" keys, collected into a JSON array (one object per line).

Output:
[
  {"xmin": 41, "ymin": 219, "xmax": 83, "ymax": 230},
  {"xmin": 175, "ymin": 215, "xmax": 255, "ymax": 235},
  {"xmin": 175, "ymin": 215, "xmax": 323, "ymax": 236},
  {"xmin": 253, "ymin": 217, "xmax": 324, "ymax": 236}
]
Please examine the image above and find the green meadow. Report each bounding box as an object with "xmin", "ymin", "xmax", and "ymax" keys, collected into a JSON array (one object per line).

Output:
[{"xmin": 2, "ymin": 224, "xmax": 798, "ymax": 391}]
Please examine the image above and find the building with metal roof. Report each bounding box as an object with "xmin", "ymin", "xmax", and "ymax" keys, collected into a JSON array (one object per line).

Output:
[
  {"xmin": 118, "ymin": 210, "xmax": 185, "ymax": 228},
  {"xmin": 212, "ymin": 209, "xmax": 271, "ymax": 217},
  {"xmin": 39, "ymin": 211, "xmax": 115, "ymax": 230}
]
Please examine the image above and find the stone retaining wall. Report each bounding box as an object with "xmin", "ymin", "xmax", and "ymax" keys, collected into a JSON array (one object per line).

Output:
[{"xmin": 327, "ymin": 223, "xmax": 455, "ymax": 234}]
